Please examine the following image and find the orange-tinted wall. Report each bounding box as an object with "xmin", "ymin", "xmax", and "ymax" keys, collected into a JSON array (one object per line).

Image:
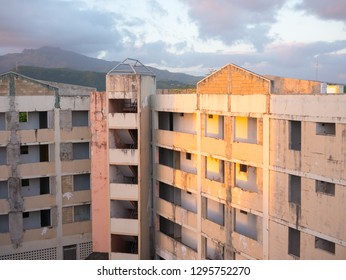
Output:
[{"xmin": 90, "ymin": 91, "xmax": 109, "ymax": 253}]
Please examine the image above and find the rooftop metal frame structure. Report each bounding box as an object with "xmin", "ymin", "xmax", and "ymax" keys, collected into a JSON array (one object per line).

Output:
[{"xmin": 107, "ymin": 58, "xmax": 155, "ymax": 76}]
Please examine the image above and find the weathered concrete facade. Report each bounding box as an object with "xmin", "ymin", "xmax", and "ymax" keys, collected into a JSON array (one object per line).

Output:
[
  {"xmin": 152, "ymin": 64, "xmax": 346, "ymax": 260},
  {"xmin": 0, "ymin": 72, "xmax": 93, "ymax": 259},
  {"xmin": 90, "ymin": 59, "xmax": 155, "ymax": 260}
]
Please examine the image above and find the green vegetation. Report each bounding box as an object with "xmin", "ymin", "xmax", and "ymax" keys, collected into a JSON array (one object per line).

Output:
[{"xmin": 13, "ymin": 66, "xmax": 196, "ymax": 90}]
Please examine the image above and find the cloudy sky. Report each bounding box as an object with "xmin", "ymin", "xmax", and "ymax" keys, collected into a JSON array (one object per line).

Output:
[{"xmin": 0, "ymin": 0, "xmax": 346, "ymax": 82}]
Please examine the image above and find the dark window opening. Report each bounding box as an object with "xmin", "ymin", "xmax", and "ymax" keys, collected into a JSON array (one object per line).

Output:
[
  {"xmin": 40, "ymin": 177, "xmax": 50, "ymax": 195},
  {"xmin": 289, "ymin": 175, "xmax": 301, "ymax": 206},
  {"xmin": 288, "ymin": 228, "xmax": 300, "ymax": 257},
  {"xmin": 23, "ymin": 212, "xmax": 29, "ymax": 218},
  {"xmin": 63, "ymin": 245, "xmax": 77, "ymax": 260},
  {"xmin": 39, "ymin": 112, "xmax": 48, "ymax": 129},
  {"xmin": 40, "ymin": 209, "xmax": 51, "ymax": 227},
  {"xmin": 20, "ymin": 145, "xmax": 29, "ymax": 155},
  {"xmin": 239, "ymin": 164, "xmax": 247, "ymax": 173},
  {"xmin": 289, "ymin": 121, "xmax": 301, "ymax": 151},
  {"xmin": 316, "ymin": 180, "xmax": 335, "ymax": 196},
  {"xmin": 315, "ymin": 237, "xmax": 335, "ymax": 254},
  {"xmin": 316, "ymin": 122, "xmax": 335, "ymax": 136},
  {"xmin": 21, "ymin": 179, "xmax": 29, "ymax": 187},
  {"xmin": 39, "ymin": 144, "xmax": 49, "ymax": 162},
  {"xmin": 186, "ymin": 153, "xmax": 191, "ymax": 160},
  {"xmin": 208, "ymin": 114, "xmax": 213, "ymax": 119}
]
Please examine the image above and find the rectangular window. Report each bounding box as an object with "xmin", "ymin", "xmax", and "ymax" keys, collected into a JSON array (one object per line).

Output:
[
  {"xmin": 288, "ymin": 228, "xmax": 300, "ymax": 257},
  {"xmin": 289, "ymin": 121, "xmax": 301, "ymax": 151},
  {"xmin": 20, "ymin": 145, "xmax": 29, "ymax": 155},
  {"xmin": 180, "ymin": 113, "xmax": 184, "ymax": 117},
  {"xmin": 23, "ymin": 212, "xmax": 29, "ymax": 218},
  {"xmin": 239, "ymin": 164, "xmax": 247, "ymax": 173},
  {"xmin": 40, "ymin": 209, "xmax": 51, "ymax": 227},
  {"xmin": 316, "ymin": 123, "xmax": 335, "ymax": 136},
  {"xmin": 316, "ymin": 180, "xmax": 335, "ymax": 196},
  {"xmin": 74, "ymin": 204, "xmax": 91, "ymax": 222},
  {"xmin": 19, "ymin": 112, "xmax": 28, "ymax": 123},
  {"xmin": 315, "ymin": 237, "xmax": 335, "ymax": 254},
  {"xmin": 289, "ymin": 175, "xmax": 301, "ymax": 206},
  {"xmin": 186, "ymin": 153, "xmax": 191, "ymax": 160},
  {"xmin": 208, "ymin": 114, "xmax": 213, "ymax": 119},
  {"xmin": 21, "ymin": 179, "xmax": 29, "ymax": 187}
]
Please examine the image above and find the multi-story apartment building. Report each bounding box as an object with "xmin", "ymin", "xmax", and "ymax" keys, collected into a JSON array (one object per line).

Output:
[
  {"xmin": 0, "ymin": 72, "xmax": 93, "ymax": 260},
  {"xmin": 91, "ymin": 60, "xmax": 346, "ymax": 260}
]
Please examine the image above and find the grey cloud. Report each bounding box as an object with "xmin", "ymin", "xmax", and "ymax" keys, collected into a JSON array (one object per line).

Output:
[
  {"xmin": 183, "ymin": 0, "xmax": 286, "ymax": 50},
  {"xmin": 148, "ymin": 0, "xmax": 168, "ymax": 17},
  {"xmin": 295, "ymin": 0, "xmax": 346, "ymax": 22},
  {"xmin": 0, "ymin": 0, "xmax": 123, "ymax": 53}
]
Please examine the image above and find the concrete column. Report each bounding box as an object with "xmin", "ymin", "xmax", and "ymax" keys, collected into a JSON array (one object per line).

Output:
[
  {"xmin": 54, "ymin": 108, "xmax": 63, "ymax": 259},
  {"xmin": 262, "ymin": 114, "xmax": 270, "ymax": 259},
  {"xmin": 196, "ymin": 110, "xmax": 203, "ymax": 259}
]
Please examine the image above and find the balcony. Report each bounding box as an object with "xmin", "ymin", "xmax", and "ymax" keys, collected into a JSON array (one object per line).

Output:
[
  {"xmin": 0, "ymin": 131, "xmax": 10, "ymax": 145},
  {"xmin": 232, "ymin": 232, "xmax": 263, "ymax": 260},
  {"xmin": 62, "ymin": 190, "xmax": 91, "ymax": 206},
  {"xmin": 17, "ymin": 129, "xmax": 54, "ymax": 144},
  {"xmin": 108, "ymin": 113, "xmax": 138, "ymax": 129},
  {"xmin": 23, "ymin": 227, "xmax": 57, "ymax": 242},
  {"xmin": 18, "ymin": 162, "xmax": 55, "ymax": 178},
  {"xmin": 201, "ymin": 178, "xmax": 228, "ymax": 201},
  {"xmin": 0, "ymin": 166, "xmax": 10, "ymax": 180},
  {"xmin": 109, "ymin": 149, "xmax": 138, "ymax": 165},
  {"xmin": 155, "ymin": 130, "xmax": 197, "ymax": 152},
  {"xmin": 110, "ymin": 218, "xmax": 138, "ymax": 236},
  {"xmin": 63, "ymin": 220, "xmax": 92, "ymax": 236},
  {"xmin": 201, "ymin": 137, "xmax": 228, "ymax": 158},
  {"xmin": 155, "ymin": 164, "xmax": 197, "ymax": 193},
  {"xmin": 23, "ymin": 194, "xmax": 55, "ymax": 211},
  {"xmin": 0, "ymin": 199, "xmax": 9, "ymax": 214},
  {"xmin": 61, "ymin": 127, "xmax": 91, "ymax": 142},
  {"xmin": 61, "ymin": 159, "xmax": 90, "ymax": 174},
  {"xmin": 156, "ymin": 231, "xmax": 198, "ymax": 260},
  {"xmin": 156, "ymin": 198, "xmax": 197, "ymax": 230},
  {"xmin": 232, "ymin": 142, "xmax": 263, "ymax": 164},
  {"xmin": 232, "ymin": 187, "xmax": 263, "ymax": 213},
  {"xmin": 110, "ymin": 183, "xmax": 138, "ymax": 201},
  {"xmin": 110, "ymin": 252, "xmax": 139, "ymax": 260},
  {"xmin": 201, "ymin": 218, "xmax": 226, "ymax": 243}
]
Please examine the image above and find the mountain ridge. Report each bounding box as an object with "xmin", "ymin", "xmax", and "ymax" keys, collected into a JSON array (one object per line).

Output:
[{"xmin": 0, "ymin": 46, "xmax": 203, "ymax": 85}]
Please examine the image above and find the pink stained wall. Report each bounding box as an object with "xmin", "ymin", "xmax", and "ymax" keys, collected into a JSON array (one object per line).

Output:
[{"xmin": 90, "ymin": 91, "xmax": 109, "ymax": 253}]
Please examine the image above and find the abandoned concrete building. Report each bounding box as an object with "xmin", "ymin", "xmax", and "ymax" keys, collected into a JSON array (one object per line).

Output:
[
  {"xmin": 90, "ymin": 60, "xmax": 346, "ymax": 260},
  {"xmin": 1, "ymin": 60, "xmax": 346, "ymax": 260},
  {"xmin": 0, "ymin": 72, "xmax": 93, "ymax": 259}
]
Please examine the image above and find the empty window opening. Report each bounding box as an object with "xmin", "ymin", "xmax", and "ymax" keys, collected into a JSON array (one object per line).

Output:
[
  {"xmin": 289, "ymin": 121, "xmax": 301, "ymax": 151},
  {"xmin": 72, "ymin": 142, "xmax": 90, "ymax": 160},
  {"xmin": 158, "ymin": 147, "xmax": 177, "ymax": 168},
  {"xmin": 63, "ymin": 245, "xmax": 77, "ymax": 260},
  {"xmin": 159, "ymin": 216, "xmax": 181, "ymax": 240},
  {"xmin": 288, "ymin": 228, "xmax": 300, "ymax": 257},
  {"xmin": 39, "ymin": 144, "xmax": 49, "ymax": 162},
  {"xmin": 0, "ymin": 147, "xmax": 6, "ymax": 165},
  {"xmin": 40, "ymin": 177, "xmax": 50, "ymax": 195},
  {"xmin": 72, "ymin": 111, "xmax": 89, "ymax": 127},
  {"xmin": 73, "ymin": 174, "xmax": 90, "ymax": 191},
  {"xmin": 205, "ymin": 238, "xmax": 224, "ymax": 260},
  {"xmin": 234, "ymin": 209, "xmax": 257, "ymax": 240},
  {"xmin": 316, "ymin": 122, "xmax": 335, "ymax": 136},
  {"xmin": 0, "ymin": 214, "xmax": 9, "ymax": 233},
  {"xmin": 186, "ymin": 153, "xmax": 191, "ymax": 160},
  {"xmin": 21, "ymin": 210, "xmax": 51, "ymax": 230},
  {"xmin": 0, "ymin": 113, "xmax": 5, "ymax": 130},
  {"xmin": 20, "ymin": 145, "xmax": 29, "ymax": 155},
  {"xmin": 21, "ymin": 179, "xmax": 29, "ymax": 187},
  {"xmin": 289, "ymin": 175, "xmax": 301, "ymax": 206},
  {"xmin": 234, "ymin": 117, "xmax": 258, "ymax": 144},
  {"xmin": 74, "ymin": 204, "xmax": 91, "ymax": 222},
  {"xmin": 205, "ymin": 157, "xmax": 224, "ymax": 183},
  {"xmin": 235, "ymin": 163, "xmax": 258, "ymax": 192},
  {"xmin": 158, "ymin": 112, "xmax": 173, "ymax": 131},
  {"xmin": 180, "ymin": 113, "xmax": 184, "ymax": 117},
  {"xmin": 204, "ymin": 197, "xmax": 224, "ymax": 226},
  {"xmin": 159, "ymin": 182, "xmax": 181, "ymax": 205},
  {"xmin": 111, "ymin": 234, "xmax": 138, "ymax": 254},
  {"xmin": 39, "ymin": 112, "xmax": 48, "ymax": 129},
  {"xmin": 205, "ymin": 114, "xmax": 224, "ymax": 139},
  {"xmin": 0, "ymin": 181, "xmax": 8, "ymax": 199},
  {"xmin": 110, "ymin": 200, "xmax": 138, "ymax": 219},
  {"xmin": 19, "ymin": 112, "xmax": 28, "ymax": 123},
  {"xmin": 316, "ymin": 180, "xmax": 335, "ymax": 196},
  {"xmin": 109, "ymin": 98, "xmax": 137, "ymax": 113},
  {"xmin": 315, "ymin": 237, "xmax": 335, "ymax": 254}
]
